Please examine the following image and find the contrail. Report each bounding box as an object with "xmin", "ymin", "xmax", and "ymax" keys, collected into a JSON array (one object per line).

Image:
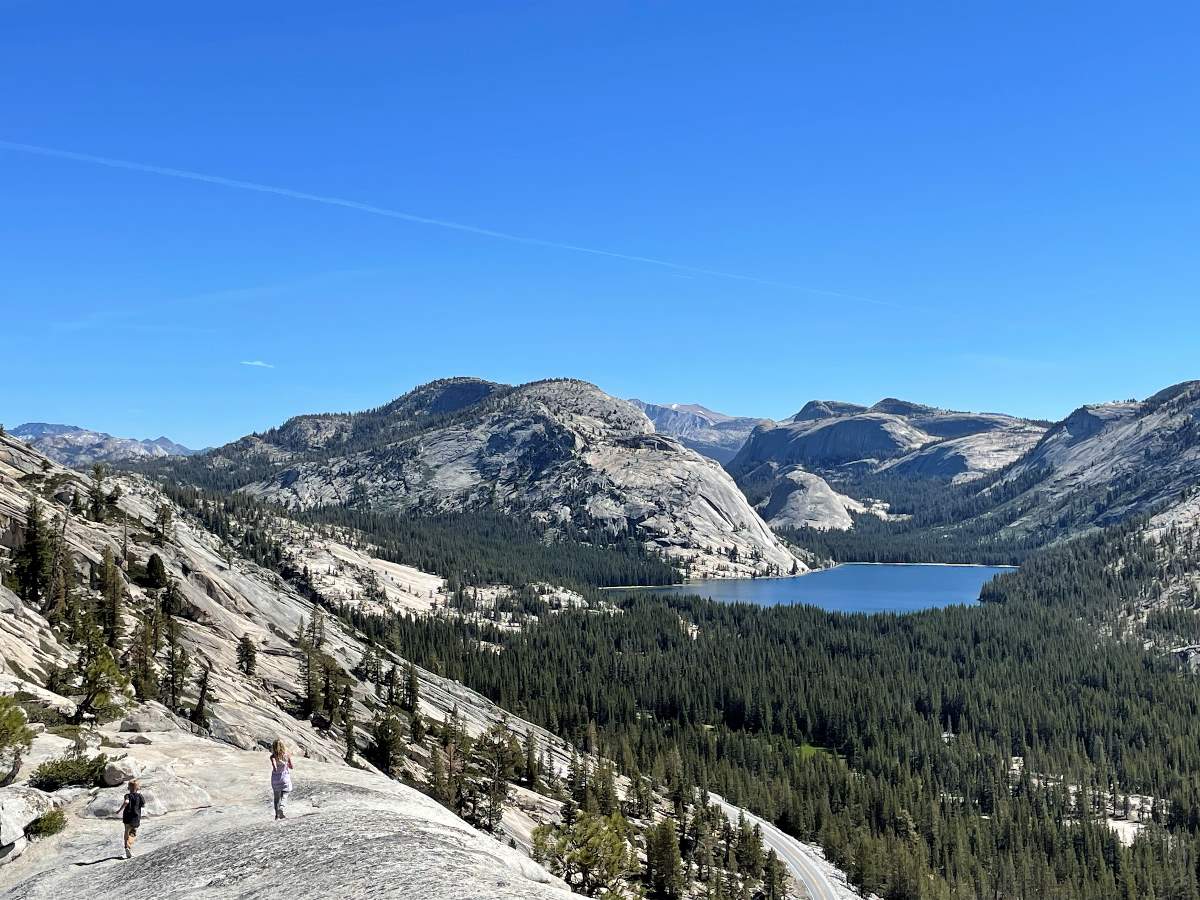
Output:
[{"xmin": 0, "ymin": 139, "xmax": 896, "ymax": 308}]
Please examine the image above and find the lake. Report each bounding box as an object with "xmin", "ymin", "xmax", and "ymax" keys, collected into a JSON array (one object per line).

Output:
[{"xmin": 622, "ymin": 563, "xmax": 1015, "ymax": 613}]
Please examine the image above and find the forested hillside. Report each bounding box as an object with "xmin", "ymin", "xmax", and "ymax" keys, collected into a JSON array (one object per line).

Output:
[{"xmin": 365, "ymin": 517, "xmax": 1200, "ymax": 900}]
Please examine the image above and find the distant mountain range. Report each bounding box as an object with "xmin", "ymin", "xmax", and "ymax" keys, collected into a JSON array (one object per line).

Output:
[
  {"xmin": 629, "ymin": 400, "xmax": 772, "ymax": 463},
  {"xmin": 19, "ymin": 379, "xmax": 1200, "ymax": 561},
  {"xmin": 9, "ymin": 422, "xmax": 196, "ymax": 467}
]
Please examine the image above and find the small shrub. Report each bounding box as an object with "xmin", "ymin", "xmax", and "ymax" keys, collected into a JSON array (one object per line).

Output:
[
  {"xmin": 25, "ymin": 808, "xmax": 66, "ymax": 837},
  {"xmin": 19, "ymin": 702, "xmax": 66, "ymax": 728},
  {"xmin": 28, "ymin": 753, "xmax": 108, "ymax": 791}
]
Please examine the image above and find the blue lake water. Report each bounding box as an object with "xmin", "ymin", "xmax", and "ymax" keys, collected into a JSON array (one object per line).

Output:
[{"xmin": 623, "ymin": 563, "xmax": 1015, "ymax": 614}]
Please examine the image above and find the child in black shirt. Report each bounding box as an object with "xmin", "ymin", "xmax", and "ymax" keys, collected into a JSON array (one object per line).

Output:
[{"xmin": 117, "ymin": 779, "xmax": 146, "ymax": 859}]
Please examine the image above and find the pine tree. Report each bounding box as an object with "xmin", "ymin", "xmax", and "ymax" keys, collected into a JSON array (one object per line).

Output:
[
  {"xmin": 296, "ymin": 614, "xmax": 321, "ymax": 715},
  {"xmin": 321, "ymin": 661, "xmax": 339, "ymax": 723},
  {"xmin": 153, "ymin": 503, "xmax": 174, "ymax": 545},
  {"xmin": 161, "ymin": 615, "xmax": 191, "ymax": 711},
  {"xmin": 72, "ymin": 625, "xmax": 128, "ymax": 724},
  {"xmin": 762, "ymin": 849, "xmax": 788, "ymax": 900},
  {"xmin": 160, "ymin": 577, "xmax": 182, "ymax": 617},
  {"xmin": 403, "ymin": 661, "xmax": 420, "ymax": 712},
  {"xmin": 145, "ymin": 552, "xmax": 168, "ymax": 589},
  {"xmin": 409, "ymin": 711, "xmax": 426, "ymax": 747},
  {"xmin": 340, "ymin": 683, "xmax": 356, "ymax": 764},
  {"xmin": 88, "ymin": 464, "xmax": 107, "ymax": 522},
  {"xmin": 532, "ymin": 813, "xmax": 638, "ymax": 897},
  {"xmin": 645, "ymin": 818, "xmax": 685, "ymax": 899},
  {"xmin": 237, "ymin": 634, "xmax": 257, "ymax": 676},
  {"xmin": 14, "ymin": 496, "xmax": 50, "ymax": 606},
  {"xmin": 129, "ymin": 610, "xmax": 159, "ymax": 699},
  {"xmin": 45, "ymin": 518, "xmax": 76, "ymax": 628},
  {"xmin": 191, "ymin": 664, "xmax": 211, "ymax": 728},
  {"xmin": 353, "ymin": 646, "xmax": 376, "ymax": 682},
  {"xmin": 523, "ymin": 729, "xmax": 541, "ymax": 790},
  {"xmin": 99, "ymin": 546, "xmax": 124, "ymax": 649},
  {"xmin": 0, "ymin": 695, "xmax": 34, "ymax": 787},
  {"xmin": 371, "ymin": 712, "xmax": 406, "ymax": 777},
  {"xmin": 472, "ymin": 721, "xmax": 517, "ymax": 832},
  {"xmin": 385, "ymin": 664, "xmax": 398, "ymax": 707},
  {"xmin": 428, "ymin": 745, "xmax": 450, "ymax": 806}
]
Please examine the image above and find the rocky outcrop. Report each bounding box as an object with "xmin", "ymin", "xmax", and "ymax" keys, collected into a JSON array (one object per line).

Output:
[
  {"xmin": 733, "ymin": 413, "xmax": 931, "ymax": 472},
  {"xmin": 238, "ymin": 380, "xmax": 802, "ymax": 578},
  {"xmin": 736, "ymin": 398, "xmax": 1044, "ymax": 479},
  {"xmin": 878, "ymin": 427, "xmax": 1045, "ymax": 483},
  {"xmin": 728, "ymin": 397, "xmax": 1048, "ymax": 529},
  {"xmin": 790, "ymin": 400, "xmax": 868, "ymax": 422},
  {"xmin": 751, "ymin": 467, "xmax": 885, "ymax": 531},
  {"xmin": 987, "ymin": 382, "xmax": 1200, "ymax": 533},
  {"xmin": 630, "ymin": 400, "xmax": 772, "ymax": 463},
  {"xmin": 0, "ymin": 786, "xmax": 61, "ymax": 867},
  {"xmin": 9, "ymin": 424, "xmax": 193, "ymax": 467},
  {"xmin": 119, "ymin": 705, "xmax": 183, "ymax": 734}
]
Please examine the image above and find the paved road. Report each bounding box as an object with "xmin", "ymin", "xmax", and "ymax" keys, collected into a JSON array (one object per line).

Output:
[{"xmin": 711, "ymin": 795, "xmax": 848, "ymax": 900}]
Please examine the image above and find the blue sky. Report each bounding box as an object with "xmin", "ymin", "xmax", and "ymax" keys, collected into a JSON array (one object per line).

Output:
[{"xmin": 3, "ymin": 2, "xmax": 1198, "ymax": 448}]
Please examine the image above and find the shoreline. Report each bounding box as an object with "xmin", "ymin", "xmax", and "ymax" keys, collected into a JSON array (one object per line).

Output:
[{"xmin": 606, "ymin": 561, "xmax": 1017, "ymax": 590}]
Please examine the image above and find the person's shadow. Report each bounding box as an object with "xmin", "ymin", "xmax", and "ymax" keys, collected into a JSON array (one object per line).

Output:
[{"xmin": 74, "ymin": 855, "xmax": 125, "ymax": 866}]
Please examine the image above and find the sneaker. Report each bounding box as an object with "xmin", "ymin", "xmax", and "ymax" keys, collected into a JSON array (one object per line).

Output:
[{"xmin": 125, "ymin": 849, "xmax": 132, "ymax": 859}]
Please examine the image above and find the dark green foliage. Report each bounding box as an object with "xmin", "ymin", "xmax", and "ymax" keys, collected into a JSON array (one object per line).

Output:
[
  {"xmin": 370, "ymin": 712, "xmax": 406, "ymax": 777},
  {"xmin": 129, "ymin": 609, "xmax": 160, "ymax": 699},
  {"xmin": 71, "ymin": 627, "xmax": 127, "ymax": 724},
  {"xmin": 25, "ymin": 807, "xmax": 67, "ymax": 837},
  {"xmin": 88, "ymin": 464, "xmax": 107, "ymax": 522},
  {"xmin": 14, "ymin": 496, "xmax": 51, "ymax": 605},
  {"xmin": 340, "ymin": 683, "xmax": 356, "ymax": 764},
  {"xmin": 532, "ymin": 812, "xmax": 638, "ymax": 897},
  {"xmin": 151, "ymin": 481, "xmax": 680, "ymax": 591},
  {"xmin": 144, "ymin": 553, "xmax": 168, "ymax": 589},
  {"xmin": 297, "ymin": 507, "xmax": 680, "ymax": 590},
  {"xmin": 98, "ymin": 547, "xmax": 124, "ymax": 649},
  {"xmin": 153, "ymin": 503, "xmax": 174, "ymax": 545},
  {"xmin": 237, "ymin": 634, "xmax": 258, "ymax": 676},
  {"xmin": 29, "ymin": 753, "xmax": 108, "ymax": 791},
  {"xmin": 0, "ymin": 695, "xmax": 34, "ymax": 786},
  {"xmin": 402, "ymin": 662, "xmax": 420, "ymax": 712},
  {"xmin": 375, "ymin": 518, "xmax": 1200, "ymax": 900},
  {"xmin": 191, "ymin": 664, "xmax": 211, "ymax": 728},
  {"xmin": 160, "ymin": 614, "xmax": 191, "ymax": 711},
  {"xmin": 471, "ymin": 721, "xmax": 518, "ymax": 832},
  {"xmin": 644, "ymin": 818, "xmax": 685, "ymax": 899}
]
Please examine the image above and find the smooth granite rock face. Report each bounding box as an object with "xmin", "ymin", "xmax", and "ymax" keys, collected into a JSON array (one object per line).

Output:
[
  {"xmin": 7, "ymin": 807, "xmax": 571, "ymax": 899},
  {"xmin": 85, "ymin": 774, "xmax": 212, "ymax": 819},
  {"xmin": 119, "ymin": 708, "xmax": 181, "ymax": 734},
  {"xmin": 3, "ymin": 730, "xmax": 572, "ymax": 900},
  {"xmin": 0, "ymin": 786, "xmax": 59, "ymax": 859}
]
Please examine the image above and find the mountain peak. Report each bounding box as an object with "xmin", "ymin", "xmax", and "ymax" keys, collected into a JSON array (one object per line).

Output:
[
  {"xmin": 868, "ymin": 398, "xmax": 937, "ymax": 416},
  {"xmin": 790, "ymin": 400, "xmax": 868, "ymax": 422}
]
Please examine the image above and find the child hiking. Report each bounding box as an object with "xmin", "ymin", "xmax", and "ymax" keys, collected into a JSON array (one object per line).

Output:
[
  {"xmin": 117, "ymin": 778, "xmax": 145, "ymax": 859},
  {"xmin": 270, "ymin": 738, "xmax": 294, "ymax": 819}
]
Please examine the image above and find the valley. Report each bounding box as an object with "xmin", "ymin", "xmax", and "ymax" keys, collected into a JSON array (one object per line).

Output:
[{"xmin": 6, "ymin": 9, "xmax": 1192, "ymax": 899}]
